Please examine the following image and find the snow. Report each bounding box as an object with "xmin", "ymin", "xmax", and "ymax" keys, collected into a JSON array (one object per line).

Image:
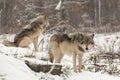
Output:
[
  {"xmin": 0, "ymin": 53, "xmax": 119, "ymax": 80},
  {"xmin": 67, "ymin": 71, "xmax": 119, "ymax": 80},
  {"xmin": 0, "ymin": 54, "xmax": 38, "ymax": 80},
  {"xmin": 55, "ymin": 0, "xmax": 62, "ymax": 10},
  {"xmin": 0, "ymin": 33, "xmax": 120, "ymax": 80}
]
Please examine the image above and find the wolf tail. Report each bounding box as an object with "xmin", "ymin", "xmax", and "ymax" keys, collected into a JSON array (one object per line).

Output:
[{"xmin": 2, "ymin": 41, "xmax": 16, "ymax": 47}]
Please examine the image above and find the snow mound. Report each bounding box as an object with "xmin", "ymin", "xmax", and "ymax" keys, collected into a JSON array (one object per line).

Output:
[{"xmin": 0, "ymin": 54, "xmax": 38, "ymax": 80}]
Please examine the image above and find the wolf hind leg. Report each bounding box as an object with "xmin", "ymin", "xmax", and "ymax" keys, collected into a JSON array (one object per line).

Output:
[
  {"xmin": 54, "ymin": 52, "xmax": 63, "ymax": 63},
  {"xmin": 18, "ymin": 37, "xmax": 32, "ymax": 48},
  {"xmin": 48, "ymin": 52, "xmax": 63, "ymax": 74},
  {"xmin": 49, "ymin": 50, "xmax": 54, "ymax": 63},
  {"xmin": 33, "ymin": 37, "xmax": 39, "ymax": 51}
]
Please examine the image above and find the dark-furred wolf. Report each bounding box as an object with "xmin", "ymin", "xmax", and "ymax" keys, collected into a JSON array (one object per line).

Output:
[{"xmin": 49, "ymin": 32, "xmax": 94, "ymax": 72}]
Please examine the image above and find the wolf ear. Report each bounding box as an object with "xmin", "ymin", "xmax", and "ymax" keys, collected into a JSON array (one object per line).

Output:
[
  {"xmin": 42, "ymin": 15, "xmax": 47, "ymax": 21},
  {"xmin": 79, "ymin": 33, "xmax": 84, "ymax": 38},
  {"xmin": 68, "ymin": 33, "xmax": 76, "ymax": 41}
]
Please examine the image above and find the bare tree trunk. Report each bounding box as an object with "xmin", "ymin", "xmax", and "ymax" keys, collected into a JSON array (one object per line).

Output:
[
  {"xmin": 0, "ymin": 10, "xmax": 2, "ymax": 33},
  {"xmin": 94, "ymin": 0, "xmax": 97, "ymax": 27},
  {"xmin": 98, "ymin": 0, "xmax": 101, "ymax": 26}
]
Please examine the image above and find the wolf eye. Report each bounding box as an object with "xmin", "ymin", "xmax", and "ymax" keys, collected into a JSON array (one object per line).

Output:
[
  {"xmin": 81, "ymin": 42, "xmax": 84, "ymax": 44},
  {"xmin": 90, "ymin": 42, "xmax": 94, "ymax": 44}
]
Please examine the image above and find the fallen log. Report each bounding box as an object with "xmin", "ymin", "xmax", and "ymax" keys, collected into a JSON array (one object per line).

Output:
[{"xmin": 24, "ymin": 60, "xmax": 63, "ymax": 75}]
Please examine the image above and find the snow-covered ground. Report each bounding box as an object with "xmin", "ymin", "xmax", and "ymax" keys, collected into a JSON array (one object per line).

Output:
[
  {"xmin": 0, "ymin": 33, "xmax": 120, "ymax": 80},
  {"xmin": 0, "ymin": 53, "xmax": 119, "ymax": 80},
  {"xmin": 0, "ymin": 54, "xmax": 38, "ymax": 80}
]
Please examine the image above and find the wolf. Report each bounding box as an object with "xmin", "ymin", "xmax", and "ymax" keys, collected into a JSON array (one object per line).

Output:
[
  {"xmin": 3, "ymin": 15, "xmax": 49, "ymax": 51},
  {"xmin": 49, "ymin": 32, "xmax": 94, "ymax": 72}
]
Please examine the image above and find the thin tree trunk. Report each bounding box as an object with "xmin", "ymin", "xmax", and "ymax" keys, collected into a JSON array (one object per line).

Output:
[
  {"xmin": 94, "ymin": 0, "xmax": 97, "ymax": 27},
  {"xmin": 98, "ymin": 0, "xmax": 101, "ymax": 26}
]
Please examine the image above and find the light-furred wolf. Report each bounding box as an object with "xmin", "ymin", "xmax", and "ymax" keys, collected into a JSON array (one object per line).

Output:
[
  {"xmin": 49, "ymin": 32, "xmax": 94, "ymax": 72},
  {"xmin": 3, "ymin": 15, "xmax": 49, "ymax": 51}
]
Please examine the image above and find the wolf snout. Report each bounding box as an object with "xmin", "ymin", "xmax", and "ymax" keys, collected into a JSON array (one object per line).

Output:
[{"xmin": 86, "ymin": 47, "xmax": 88, "ymax": 50}]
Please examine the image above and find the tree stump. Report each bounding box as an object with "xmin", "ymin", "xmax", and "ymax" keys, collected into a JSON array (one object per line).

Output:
[{"xmin": 25, "ymin": 60, "xmax": 63, "ymax": 75}]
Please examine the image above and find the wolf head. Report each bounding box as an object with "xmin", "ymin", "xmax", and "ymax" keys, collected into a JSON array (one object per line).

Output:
[
  {"xmin": 31, "ymin": 15, "xmax": 49, "ymax": 29},
  {"xmin": 79, "ymin": 33, "xmax": 94, "ymax": 51},
  {"xmin": 69, "ymin": 32, "xmax": 94, "ymax": 52}
]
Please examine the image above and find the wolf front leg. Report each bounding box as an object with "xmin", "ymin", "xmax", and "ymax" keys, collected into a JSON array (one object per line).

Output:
[
  {"xmin": 78, "ymin": 53, "xmax": 83, "ymax": 72},
  {"xmin": 73, "ymin": 53, "xmax": 77, "ymax": 72},
  {"xmin": 33, "ymin": 37, "xmax": 39, "ymax": 51}
]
